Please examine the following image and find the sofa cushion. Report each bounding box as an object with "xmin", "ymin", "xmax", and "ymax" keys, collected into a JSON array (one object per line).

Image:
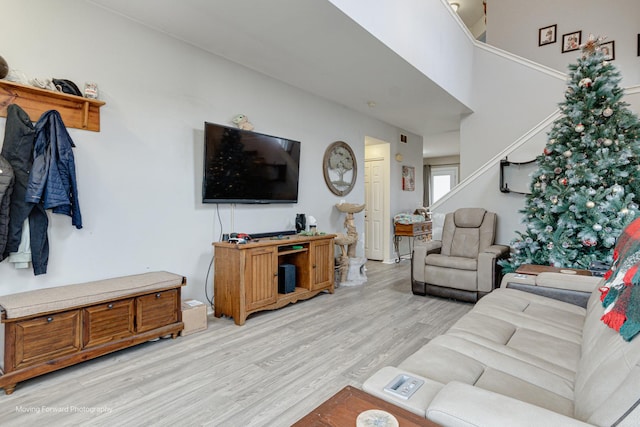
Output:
[
  {"xmin": 398, "ymin": 333, "xmax": 576, "ymax": 414},
  {"xmin": 425, "ymin": 253, "xmax": 477, "ymax": 271},
  {"xmin": 0, "ymin": 271, "xmax": 185, "ymax": 319},
  {"xmin": 423, "ymin": 265, "xmax": 477, "ymax": 291},
  {"xmin": 448, "ymin": 312, "xmax": 581, "ymax": 374}
]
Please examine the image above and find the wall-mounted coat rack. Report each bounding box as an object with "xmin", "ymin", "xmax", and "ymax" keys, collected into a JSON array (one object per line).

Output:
[
  {"xmin": 500, "ymin": 157, "xmax": 537, "ymax": 195},
  {"xmin": 0, "ymin": 80, "xmax": 105, "ymax": 132}
]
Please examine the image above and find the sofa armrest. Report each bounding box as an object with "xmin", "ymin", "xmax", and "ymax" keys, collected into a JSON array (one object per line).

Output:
[
  {"xmin": 413, "ymin": 241, "xmax": 442, "ymax": 284},
  {"xmin": 483, "ymin": 244, "xmax": 510, "ymax": 257},
  {"xmin": 477, "ymin": 245, "xmax": 510, "ymax": 293},
  {"xmin": 415, "ymin": 240, "xmax": 442, "ymax": 257},
  {"xmin": 427, "ymin": 382, "xmax": 592, "ymax": 427}
]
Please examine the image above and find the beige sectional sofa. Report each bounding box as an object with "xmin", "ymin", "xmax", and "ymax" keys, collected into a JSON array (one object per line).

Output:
[{"xmin": 363, "ymin": 272, "xmax": 640, "ymax": 426}]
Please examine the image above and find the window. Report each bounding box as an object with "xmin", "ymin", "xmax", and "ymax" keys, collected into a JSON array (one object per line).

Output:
[{"xmin": 430, "ymin": 165, "xmax": 458, "ymax": 205}]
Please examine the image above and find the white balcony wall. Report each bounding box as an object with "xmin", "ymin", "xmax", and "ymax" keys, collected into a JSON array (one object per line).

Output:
[{"xmin": 327, "ymin": 0, "xmax": 475, "ymax": 108}]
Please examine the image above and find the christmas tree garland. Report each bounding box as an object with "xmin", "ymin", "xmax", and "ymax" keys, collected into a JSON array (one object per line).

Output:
[{"xmin": 599, "ymin": 218, "xmax": 640, "ymax": 341}]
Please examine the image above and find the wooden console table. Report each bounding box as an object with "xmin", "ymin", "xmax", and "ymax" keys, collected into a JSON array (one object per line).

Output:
[
  {"xmin": 394, "ymin": 221, "xmax": 431, "ymax": 263},
  {"xmin": 213, "ymin": 234, "xmax": 335, "ymax": 325},
  {"xmin": 293, "ymin": 385, "xmax": 438, "ymax": 426}
]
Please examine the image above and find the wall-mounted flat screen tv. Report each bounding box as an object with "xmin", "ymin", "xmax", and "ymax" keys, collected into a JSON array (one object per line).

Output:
[{"xmin": 202, "ymin": 122, "xmax": 301, "ymax": 204}]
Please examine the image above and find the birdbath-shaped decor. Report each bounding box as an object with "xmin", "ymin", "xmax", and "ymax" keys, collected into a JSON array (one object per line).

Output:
[{"xmin": 334, "ymin": 202, "xmax": 365, "ymax": 284}]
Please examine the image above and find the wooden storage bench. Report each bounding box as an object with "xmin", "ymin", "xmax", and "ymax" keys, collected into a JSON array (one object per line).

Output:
[{"xmin": 0, "ymin": 271, "xmax": 186, "ymax": 394}]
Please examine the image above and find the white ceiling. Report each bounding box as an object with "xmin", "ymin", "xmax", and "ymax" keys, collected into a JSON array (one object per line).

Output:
[{"xmin": 89, "ymin": 0, "xmax": 481, "ymax": 157}]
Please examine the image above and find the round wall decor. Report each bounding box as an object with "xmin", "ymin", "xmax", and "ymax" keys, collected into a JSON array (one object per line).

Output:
[{"xmin": 323, "ymin": 141, "xmax": 357, "ymax": 196}]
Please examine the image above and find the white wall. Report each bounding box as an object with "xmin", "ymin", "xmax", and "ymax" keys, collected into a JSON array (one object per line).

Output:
[
  {"xmin": 487, "ymin": 0, "xmax": 640, "ymax": 87},
  {"xmin": 460, "ymin": 45, "xmax": 566, "ymax": 178},
  {"xmin": 328, "ymin": 0, "xmax": 475, "ymax": 108},
  {"xmin": 0, "ymin": 1, "xmax": 413, "ymax": 303}
]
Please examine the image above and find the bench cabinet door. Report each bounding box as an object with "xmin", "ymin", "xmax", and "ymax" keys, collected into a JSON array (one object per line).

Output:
[
  {"xmin": 11, "ymin": 310, "xmax": 81, "ymax": 370},
  {"xmin": 83, "ymin": 299, "xmax": 135, "ymax": 348},
  {"xmin": 136, "ymin": 289, "xmax": 179, "ymax": 333}
]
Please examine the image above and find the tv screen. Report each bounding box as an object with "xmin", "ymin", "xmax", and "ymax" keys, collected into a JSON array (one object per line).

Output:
[{"xmin": 202, "ymin": 122, "xmax": 301, "ymax": 204}]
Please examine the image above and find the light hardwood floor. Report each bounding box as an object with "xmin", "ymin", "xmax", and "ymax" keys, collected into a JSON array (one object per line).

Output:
[{"xmin": 1, "ymin": 260, "xmax": 472, "ymax": 426}]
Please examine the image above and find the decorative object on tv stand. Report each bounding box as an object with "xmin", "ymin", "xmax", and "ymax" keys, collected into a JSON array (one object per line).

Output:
[
  {"xmin": 307, "ymin": 215, "xmax": 318, "ymax": 234},
  {"xmin": 323, "ymin": 141, "xmax": 356, "ymax": 196},
  {"xmin": 231, "ymin": 113, "xmax": 254, "ymax": 131},
  {"xmin": 295, "ymin": 213, "xmax": 306, "ymax": 233},
  {"xmin": 334, "ymin": 202, "xmax": 367, "ymax": 286}
]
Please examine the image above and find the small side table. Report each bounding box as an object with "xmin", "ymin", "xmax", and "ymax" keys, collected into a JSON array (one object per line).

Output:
[
  {"xmin": 292, "ymin": 385, "xmax": 438, "ymax": 426},
  {"xmin": 394, "ymin": 221, "xmax": 432, "ymax": 263}
]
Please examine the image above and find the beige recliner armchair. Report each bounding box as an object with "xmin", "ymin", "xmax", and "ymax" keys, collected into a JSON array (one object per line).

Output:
[{"xmin": 412, "ymin": 208, "xmax": 509, "ymax": 302}]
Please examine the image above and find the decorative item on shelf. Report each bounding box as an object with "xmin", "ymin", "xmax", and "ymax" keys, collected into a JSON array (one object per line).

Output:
[
  {"xmin": 232, "ymin": 113, "xmax": 254, "ymax": 131},
  {"xmin": 52, "ymin": 78, "xmax": 82, "ymax": 97},
  {"xmin": 84, "ymin": 81, "xmax": 99, "ymax": 99},
  {"xmin": 323, "ymin": 141, "xmax": 356, "ymax": 196},
  {"xmin": 0, "ymin": 55, "xmax": 8, "ymax": 79},
  {"xmin": 334, "ymin": 202, "xmax": 366, "ymax": 286}
]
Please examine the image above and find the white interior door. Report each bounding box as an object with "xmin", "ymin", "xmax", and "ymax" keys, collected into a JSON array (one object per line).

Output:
[{"xmin": 365, "ymin": 159, "xmax": 384, "ymax": 260}]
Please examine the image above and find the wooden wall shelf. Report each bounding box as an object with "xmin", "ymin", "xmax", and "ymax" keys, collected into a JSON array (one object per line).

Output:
[{"xmin": 0, "ymin": 80, "xmax": 105, "ymax": 132}]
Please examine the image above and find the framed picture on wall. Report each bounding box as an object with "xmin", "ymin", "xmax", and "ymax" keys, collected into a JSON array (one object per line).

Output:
[
  {"xmin": 538, "ymin": 24, "xmax": 557, "ymax": 46},
  {"xmin": 562, "ymin": 31, "xmax": 582, "ymax": 53},
  {"xmin": 601, "ymin": 41, "xmax": 615, "ymax": 60},
  {"xmin": 402, "ymin": 166, "xmax": 415, "ymax": 191},
  {"xmin": 637, "ymin": 34, "xmax": 640, "ymax": 56}
]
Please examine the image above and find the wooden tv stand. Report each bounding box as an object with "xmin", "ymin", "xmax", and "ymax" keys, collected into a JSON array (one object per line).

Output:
[{"xmin": 213, "ymin": 234, "xmax": 335, "ymax": 325}]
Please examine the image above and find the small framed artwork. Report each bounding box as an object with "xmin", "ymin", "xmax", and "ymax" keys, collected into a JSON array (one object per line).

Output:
[
  {"xmin": 601, "ymin": 41, "xmax": 615, "ymax": 60},
  {"xmin": 637, "ymin": 34, "xmax": 640, "ymax": 56},
  {"xmin": 538, "ymin": 24, "xmax": 557, "ymax": 46},
  {"xmin": 402, "ymin": 166, "xmax": 415, "ymax": 191},
  {"xmin": 562, "ymin": 31, "xmax": 582, "ymax": 53}
]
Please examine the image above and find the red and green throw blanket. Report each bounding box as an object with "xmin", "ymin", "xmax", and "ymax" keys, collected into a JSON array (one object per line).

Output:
[{"xmin": 599, "ymin": 218, "xmax": 640, "ymax": 341}]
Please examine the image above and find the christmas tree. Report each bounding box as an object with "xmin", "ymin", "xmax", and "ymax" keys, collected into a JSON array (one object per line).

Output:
[{"xmin": 502, "ymin": 35, "xmax": 640, "ymax": 272}]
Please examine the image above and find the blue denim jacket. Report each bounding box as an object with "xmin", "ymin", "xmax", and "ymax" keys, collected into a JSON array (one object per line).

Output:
[{"xmin": 26, "ymin": 110, "xmax": 82, "ymax": 229}]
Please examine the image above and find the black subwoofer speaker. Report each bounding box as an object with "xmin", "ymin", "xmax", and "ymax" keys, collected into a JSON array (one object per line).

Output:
[{"xmin": 278, "ymin": 264, "xmax": 296, "ymax": 294}]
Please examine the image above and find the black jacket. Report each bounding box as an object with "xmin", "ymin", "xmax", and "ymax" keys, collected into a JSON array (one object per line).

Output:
[
  {"xmin": 26, "ymin": 110, "xmax": 82, "ymax": 229},
  {"xmin": 0, "ymin": 155, "xmax": 14, "ymax": 260}
]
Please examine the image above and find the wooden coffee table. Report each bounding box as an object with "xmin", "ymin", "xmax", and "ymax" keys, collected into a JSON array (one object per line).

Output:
[{"xmin": 292, "ymin": 385, "xmax": 439, "ymax": 426}]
